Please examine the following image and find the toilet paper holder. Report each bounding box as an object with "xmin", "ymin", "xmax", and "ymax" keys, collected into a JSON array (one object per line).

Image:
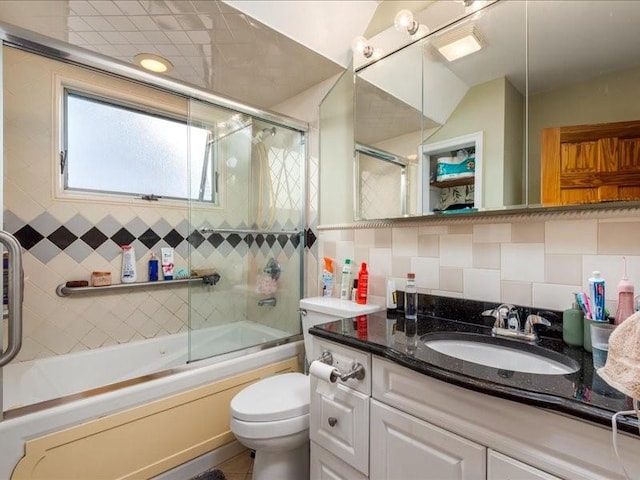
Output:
[{"xmin": 317, "ymin": 350, "xmax": 366, "ymax": 382}]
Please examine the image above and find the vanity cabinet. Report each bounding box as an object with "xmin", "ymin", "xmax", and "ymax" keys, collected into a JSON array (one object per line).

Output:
[
  {"xmin": 370, "ymin": 399, "xmax": 485, "ymax": 480},
  {"xmin": 308, "ymin": 338, "xmax": 639, "ymax": 480},
  {"xmin": 309, "ymin": 338, "xmax": 372, "ymax": 478}
]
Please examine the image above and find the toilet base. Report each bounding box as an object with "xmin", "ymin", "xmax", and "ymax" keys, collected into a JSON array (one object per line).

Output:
[{"xmin": 252, "ymin": 442, "xmax": 309, "ymax": 480}]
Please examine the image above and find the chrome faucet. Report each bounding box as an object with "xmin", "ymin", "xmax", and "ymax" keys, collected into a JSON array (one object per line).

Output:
[
  {"xmin": 258, "ymin": 297, "xmax": 277, "ymax": 307},
  {"xmin": 483, "ymin": 304, "xmax": 519, "ymax": 330},
  {"xmin": 484, "ymin": 305, "xmax": 550, "ymax": 342}
]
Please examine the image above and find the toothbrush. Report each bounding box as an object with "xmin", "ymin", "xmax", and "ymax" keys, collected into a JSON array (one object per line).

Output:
[
  {"xmin": 574, "ymin": 292, "xmax": 588, "ymax": 316},
  {"xmin": 582, "ymin": 291, "xmax": 592, "ymax": 319}
]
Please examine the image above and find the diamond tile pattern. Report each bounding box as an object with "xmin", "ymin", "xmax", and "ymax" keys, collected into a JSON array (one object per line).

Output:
[{"xmin": 4, "ymin": 210, "xmax": 303, "ymax": 263}]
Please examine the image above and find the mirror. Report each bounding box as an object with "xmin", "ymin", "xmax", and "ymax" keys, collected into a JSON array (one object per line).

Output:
[{"xmin": 320, "ymin": 0, "xmax": 640, "ymax": 225}]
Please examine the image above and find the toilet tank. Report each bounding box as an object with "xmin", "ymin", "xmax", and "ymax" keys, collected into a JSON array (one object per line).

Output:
[{"xmin": 299, "ymin": 297, "xmax": 383, "ymax": 359}]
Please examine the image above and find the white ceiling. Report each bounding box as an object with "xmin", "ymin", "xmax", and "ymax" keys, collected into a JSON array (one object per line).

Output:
[{"xmin": 0, "ymin": 0, "xmax": 380, "ymax": 109}]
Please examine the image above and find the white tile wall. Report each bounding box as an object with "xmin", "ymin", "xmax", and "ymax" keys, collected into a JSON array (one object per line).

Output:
[{"xmin": 318, "ymin": 213, "xmax": 640, "ymax": 313}]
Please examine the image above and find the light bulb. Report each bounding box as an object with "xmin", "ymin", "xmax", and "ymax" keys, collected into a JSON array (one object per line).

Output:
[
  {"xmin": 394, "ymin": 9, "xmax": 419, "ymax": 35},
  {"xmin": 351, "ymin": 36, "xmax": 374, "ymax": 58}
]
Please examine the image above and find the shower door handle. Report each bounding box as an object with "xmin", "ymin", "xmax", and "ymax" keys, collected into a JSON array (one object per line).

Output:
[{"xmin": 0, "ymin": 231, "xmax": 23, "ymax": 367}]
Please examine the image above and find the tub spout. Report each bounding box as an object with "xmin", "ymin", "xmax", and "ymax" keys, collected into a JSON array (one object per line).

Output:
[{"xmin": 258, "ymin": 297, "xmax": 277, "ymax": 307}]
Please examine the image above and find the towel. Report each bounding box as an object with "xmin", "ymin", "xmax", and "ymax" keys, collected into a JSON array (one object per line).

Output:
[{"xmin": 598, "ymin": 311, "xmax": 640, "ymax": 398}]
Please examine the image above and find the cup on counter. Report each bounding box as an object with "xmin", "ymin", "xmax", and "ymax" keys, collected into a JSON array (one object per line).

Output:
[
  {"xmin": 583, "ymin": 317, "xmax": 608, "ymax": 353},
  {"xmin": 590, "ymin": 322, "xmax": 616, "ymax": 369}
]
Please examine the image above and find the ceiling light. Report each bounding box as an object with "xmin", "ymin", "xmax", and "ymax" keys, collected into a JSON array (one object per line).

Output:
[
  {"xmin": 432, "ymin": 25, "xmax": 483, "ymax": 62},
  {"xmin": 134, "ymin": 53, "xmax": 173, "ymax": 73},
  {"xmin": 351, "ymin": 36, "xmax": 374, "ymax": 58},
  {"xmin": 394, "ymin": 9, "xmax": 420, "ymax": 36}
]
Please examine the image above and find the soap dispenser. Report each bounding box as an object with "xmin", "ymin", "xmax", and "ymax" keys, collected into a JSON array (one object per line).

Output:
[{"xmin": 563, "ymin": 301, "xmax": 583, "ymax": 347}]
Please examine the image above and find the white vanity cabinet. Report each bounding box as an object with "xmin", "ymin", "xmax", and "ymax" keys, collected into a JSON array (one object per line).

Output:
[
  {"xmin": 309, "ymin": 338, "xmax": 372, "ymax": 479},
  {"xmin": 370, "ymin": 399, "xmax": 485, "ymax": 480},
  {"xmin": 372, "ymin": 356, "xmax": 640, "ymax": 480},
  {"xmin": 487, "ymin": 450, "xmax": 561, "ymax": 480}
]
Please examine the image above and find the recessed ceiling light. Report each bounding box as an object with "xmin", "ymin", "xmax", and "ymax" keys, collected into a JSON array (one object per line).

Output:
[
  {"xmin": 432, "ymin": 24, "xmax": 484, "ymax": 62},
  {"xmin": 134, "ymin": 53, "xmax": 173, "ymax": 73}
]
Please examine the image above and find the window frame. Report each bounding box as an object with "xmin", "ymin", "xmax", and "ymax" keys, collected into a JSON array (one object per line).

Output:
[{"xmin": 54, "ymin": 75, "xmax": 224, "ymax": 209}]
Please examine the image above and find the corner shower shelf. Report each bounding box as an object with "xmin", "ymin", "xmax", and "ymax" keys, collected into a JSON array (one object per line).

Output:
[{"xmin": 56, "ymin": 277, "xmax": 212, "ymax": 297}]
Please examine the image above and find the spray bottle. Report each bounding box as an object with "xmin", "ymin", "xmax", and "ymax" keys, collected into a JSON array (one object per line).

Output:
[{"xmin": 322, "ymin": 257, "xmax": 335, "ymax": 297}]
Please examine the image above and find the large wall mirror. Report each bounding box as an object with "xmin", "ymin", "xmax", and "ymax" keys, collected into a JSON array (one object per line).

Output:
[{"xmin": 319, "ymin": 0, "xmax": 640, "ymax": 225}]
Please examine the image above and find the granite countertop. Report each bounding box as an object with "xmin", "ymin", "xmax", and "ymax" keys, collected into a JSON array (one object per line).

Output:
[{"xmin": 309, "ymin": 295, "xmax": 639, "ymax": 436}]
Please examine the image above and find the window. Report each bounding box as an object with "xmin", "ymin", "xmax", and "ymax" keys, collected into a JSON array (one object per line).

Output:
[{"xmin": 63, "ymin": 89, "xmax": 218, "ymax": 203}]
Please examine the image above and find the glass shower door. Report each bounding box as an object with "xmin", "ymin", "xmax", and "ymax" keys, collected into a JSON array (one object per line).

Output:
[{"xmin": 187, "ymin": 98, "xmax": 305, "ymax": 363}]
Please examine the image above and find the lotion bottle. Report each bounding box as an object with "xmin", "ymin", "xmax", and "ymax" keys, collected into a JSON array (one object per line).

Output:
[
  {"xmin": 121, "ymin": 245, "xmax": 137, "ymax": 284},
  {"xmin": 615, "ymin": 257, "xmax": 634, "ymax": 325},
  {"xmin": 339, "ymin": 259, "xmax": 352, "ymax": 300}
]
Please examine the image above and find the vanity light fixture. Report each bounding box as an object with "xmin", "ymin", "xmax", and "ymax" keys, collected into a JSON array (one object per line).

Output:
[
  {"xmin": 351, "ymin": 36, "xmax": 374, "ymax": 58},
  {"xmin": 394, "ymin": 9, "xmax": 420, "ymax": 36},
  {"xmin": 432, "ymin": 24, "xmax": 483, "ymax": 62},
  {"xmin": 134, "ymin": 53, "xmax": 173, "ymax": 73}
]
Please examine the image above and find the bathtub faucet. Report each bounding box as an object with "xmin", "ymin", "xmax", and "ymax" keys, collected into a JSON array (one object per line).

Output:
[
  {"xmin": 258, "ymin": 297, "xmax": 277, "ymax": 307},
  {"xmin": 202, "ymin": 273, "xmax": 221, "ymax": 286}
]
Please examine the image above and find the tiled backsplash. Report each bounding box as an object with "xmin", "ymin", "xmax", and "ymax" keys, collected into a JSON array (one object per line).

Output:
[{"xmin": 318, "ymin": 214, "xmax": 640, "ymax": 316}]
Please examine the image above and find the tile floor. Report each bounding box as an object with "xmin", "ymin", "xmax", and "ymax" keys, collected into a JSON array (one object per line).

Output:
[{"xmin": 213, "ymin": 449, "xmax": 254, "ymax": 480}]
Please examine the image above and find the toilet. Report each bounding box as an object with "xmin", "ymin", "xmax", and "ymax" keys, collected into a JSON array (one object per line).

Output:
[{"xmin": 229, "ymin": 297, "xmax": 383, "ymax": 480}]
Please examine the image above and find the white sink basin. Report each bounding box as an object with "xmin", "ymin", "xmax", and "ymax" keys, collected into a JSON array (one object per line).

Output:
[{"xmin": 422, "ymin": 334, "xmax": 579, "ymax": 375}]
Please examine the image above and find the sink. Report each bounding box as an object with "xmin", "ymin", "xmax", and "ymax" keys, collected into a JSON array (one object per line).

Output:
[{"xmin": 421, "ymin": 332, "xmax": 580, "ymax": 375}]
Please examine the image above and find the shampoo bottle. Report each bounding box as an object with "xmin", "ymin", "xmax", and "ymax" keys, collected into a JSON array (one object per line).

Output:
[
  {"xmin": 356, "ymin": 262, "xmax": 368, "ymax": 304},
  {"xmin": 121, "ymin": 245, "xmax": 137, "ymax": 284},
  {"xmin": 339, "ymin": 259, "xmax": 352, "ymax": 300}
]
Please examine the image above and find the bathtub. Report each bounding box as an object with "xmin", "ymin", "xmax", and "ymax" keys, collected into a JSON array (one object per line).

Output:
[
  {"xmin": 0, "ymin": 321, "xmax": 303, "ymax": 479},
  {"xmin": 4, "ymin": 320, "xmax": 292, "ymax": 410}
]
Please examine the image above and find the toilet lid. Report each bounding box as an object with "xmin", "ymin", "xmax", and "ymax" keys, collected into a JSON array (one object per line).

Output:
[{"xmin": 231, "ymin": 372, "xmax": 309, "ymax": 422}]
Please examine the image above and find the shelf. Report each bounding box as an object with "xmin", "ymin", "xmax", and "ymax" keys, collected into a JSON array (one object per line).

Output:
[
  {"xmin": 56, "ymin": 276, "xmax": 217, "ymax": 297},
  {"xmin": 430, "ymin": 177, "xmax": 475, "ymax": 189}
]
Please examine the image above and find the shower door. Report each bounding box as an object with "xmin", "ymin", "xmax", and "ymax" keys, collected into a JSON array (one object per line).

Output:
[{"xmin": 187, "ymin": 98, "xmax": 305, "ymax": 363}]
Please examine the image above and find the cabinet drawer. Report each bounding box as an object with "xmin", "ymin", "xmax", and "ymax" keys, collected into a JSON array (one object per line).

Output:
[
  {"xmin": 311, "ymin": 337, "xmax": 371, "ymax": 395},
  {"xmin": 488, "ymin": 450, "xmax": 561, "ymax": 480},
  {"xmin": 310, "ymin": 441, "xmax": 368, "ymax": 480},
  {"xmin": 310, "ymin": 378, "xmax": 370, "ymax": 475}
]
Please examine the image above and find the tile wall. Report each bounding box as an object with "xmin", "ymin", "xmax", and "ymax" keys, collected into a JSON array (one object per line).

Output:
[{"xmin": 318, "ymin": 213, "xmax": 640, "ymax": 316}]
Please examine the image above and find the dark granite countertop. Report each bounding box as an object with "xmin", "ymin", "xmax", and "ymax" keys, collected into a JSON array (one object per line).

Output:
[{"xmin": 309, "ymin": 295, "xmax": 639, "ymax": 436}]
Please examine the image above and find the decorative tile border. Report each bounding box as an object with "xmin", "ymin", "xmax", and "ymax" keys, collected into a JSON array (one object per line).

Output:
[{"xmin": 5, "ymin": 210, "xmax": 303, "ymax": 263}]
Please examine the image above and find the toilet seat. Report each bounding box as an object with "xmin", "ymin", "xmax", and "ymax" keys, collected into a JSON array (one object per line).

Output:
[
  {"xmin": 231, "ymin": 413, "xmax": 309, "ymax": 439},
  {"xmin": 230, "ymin": 372, "xmax": 310, "ymax": 422}
]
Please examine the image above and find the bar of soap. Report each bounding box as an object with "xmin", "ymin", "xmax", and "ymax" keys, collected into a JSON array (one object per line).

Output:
[{"xmin": 66, "ymin": 280, "xmax": 89, "ymax": 288}]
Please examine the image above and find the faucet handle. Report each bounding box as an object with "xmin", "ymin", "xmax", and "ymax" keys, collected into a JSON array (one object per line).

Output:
[{"xmin": 524, "ymin": 314, "xmax": 551, "ymax": 335}]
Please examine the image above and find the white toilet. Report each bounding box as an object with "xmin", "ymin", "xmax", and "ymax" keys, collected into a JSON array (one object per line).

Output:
[{"xmin": 229, "ymin": 297, "xmax": 383, "ymax": 480}]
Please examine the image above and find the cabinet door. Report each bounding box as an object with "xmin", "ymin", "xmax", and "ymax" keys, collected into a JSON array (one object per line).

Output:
[
  {"xmin": 310, "ymin": 379, "xmax": 370, "ymax": 475},
  {"xmin": 310, "ymin": 442, "xmax": 368, "ymax": 480},
  {"xmin": 370, "ymin": 399, "xmax": 485, "ymax": 480},
  {"xmin": 487, "ymin": 450, "xmax": 561, "ymax": 480}
]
